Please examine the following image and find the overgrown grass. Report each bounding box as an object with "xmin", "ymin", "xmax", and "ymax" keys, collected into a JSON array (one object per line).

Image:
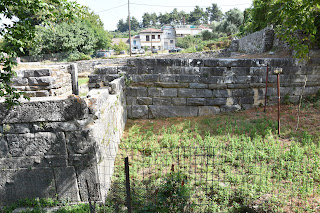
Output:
[
  {"xmin": 107, "ymin": 113, "xmax": 320, "ymax": 212},
  {"xmin": 78, "ymin": 77, "xmax": 89, "ymax": 86}
]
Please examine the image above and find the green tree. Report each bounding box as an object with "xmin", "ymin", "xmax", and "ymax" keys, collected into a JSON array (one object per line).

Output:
[
  {"xmin": 116, "ymin": 18, "xmax": 127, "ymax": 32},
  {"xmin": 130, "ymin": 16, "xmax": 140, "ymax": 32},
  {"xmin": 116, "ymin": 16, "xmax": 141, "ymax": 32},
  {"xmin": 150, "ymin": 12, "xmax": 158, "ymax": 26},
  {"xmin": 215, "ymin": 8, "xmax": 244, "ymax": 36},
  {"xmin": 188, "ymin": 6, "xmax": 207, "ymax": 25},
  {"xmin": 112, "ymin": 39, "xmax": 128, "ymax": 54},
  {"xmin": 0, "ymin": 0, "xmax": 78, "ymax": 107},
  {"xmin": 142, "ymin": 12, "xmax": 152, "ymax": 28},
  {"xmin": 202, "ymin": 30, "xmax": 213, "ymax": 40},
  {"xmin": 158, "ymin": 12, "xmax": 171, "ymax": 25},
  {"xmin": 31, "ymin": 20, "xmax": 97, "ymax": 55},
  {"xmin": 243, "ymin": 0, "xmax": 319, "ymax": 60},
  {"xmin": 206, "ymin": 3, "xmax": 223, "ymax": 22}
]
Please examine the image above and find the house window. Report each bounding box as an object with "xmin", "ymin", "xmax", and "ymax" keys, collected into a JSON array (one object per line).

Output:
[
  {"xmin": 170, "ymin": 40, "xmax": 174, "ymax": 44},
  {"xmin": 146, "ymin": 35, "xmax": 150, "ymax": 41},
  {"xmin": 152, "ymin": 35, "xmax": 155, "ymax": 39},
  {"xmin": 158, "ymin": 35, "xmax": 160, "ymax": 39}
]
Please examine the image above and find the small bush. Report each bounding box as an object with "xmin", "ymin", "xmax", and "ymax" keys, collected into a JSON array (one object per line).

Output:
[{"xmin": 67, "ymin": 52, "xmax": 91, "ymax": 62}]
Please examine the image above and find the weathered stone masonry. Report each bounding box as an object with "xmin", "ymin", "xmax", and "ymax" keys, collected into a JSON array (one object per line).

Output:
[
  {"xmin": 89, "ymin": 58, "xmax": 320, "ymax": 119},
  {"xmin": 0, "ymin": 77, "xmax": 126, "ymax": 205},
  {"xmin": 1, "ymin": 56, "xmax": 320, "ymax": 205}
]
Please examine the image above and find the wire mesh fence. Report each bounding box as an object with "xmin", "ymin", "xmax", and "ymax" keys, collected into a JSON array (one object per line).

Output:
[{"xmin": 105, "ymin": 145, "xmax": 320, "ymax": 213}]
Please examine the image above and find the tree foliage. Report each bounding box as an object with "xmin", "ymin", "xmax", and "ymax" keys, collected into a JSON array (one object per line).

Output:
[
  {"xmin": 112, "ymin": 40, "xmax": 128, "ymax": 54},
  {"xmin": 243, "ymin": 0, "xmax": 320, "ymax": 60},
  {"xmin": 28, "ymin": 6, "xmax": 112, "ymax": 56},
  {"xmin": 0, "ymin": 0, "xmax": 79, "ymax": 107},
  {"xmin": 118, "ymin": 5, "xmax": 223, "ymax": 32},
  {"xmin": 213, "ymin": 8, "xmax": 244, "ymax": 36},
  {"xmin": 117, "ymin": 16, "xmax": 141, "ymax": 32}
]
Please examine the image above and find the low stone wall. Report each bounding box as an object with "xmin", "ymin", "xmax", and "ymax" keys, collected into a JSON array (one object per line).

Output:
[
  {"xmin": 89, "ymin": 58, "xmax": 320, "ymax": 119},
  {"xmin": 76, "ymin": 59, "xmax": 127, "ymax": 73},
  {"xmin": 13, "ymin": 65, "xmax": 72, "ymax": 97},
  {"xmin": 238, "ymin": 28, "xmax": 275, "ymax": 54},
  {"xmin": 0, "ymin": 77, "xmax": 126, "ymax": 205}
]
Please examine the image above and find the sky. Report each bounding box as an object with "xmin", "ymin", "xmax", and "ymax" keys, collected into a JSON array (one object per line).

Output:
[{"xmin": 75, "ymin": 0, "xmax": 253, "ymax": 31}]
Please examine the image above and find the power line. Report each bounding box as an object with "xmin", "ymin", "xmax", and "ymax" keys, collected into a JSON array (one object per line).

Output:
[
  {"xmin": 95, "ymin": 1, "xmax": 252, "ymax": 15},
  {"xmin": 96, "ymin": 3, "xmax": 128, "ymax": 14},
  {"xmin": 130, "ymin": 2, "xmax": 252, "ymax": 8}
]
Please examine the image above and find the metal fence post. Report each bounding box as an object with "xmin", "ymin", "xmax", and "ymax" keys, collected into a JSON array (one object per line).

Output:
[{"xmin": 125, "ymin": 157, "xmax": 132, "ymax": 213}]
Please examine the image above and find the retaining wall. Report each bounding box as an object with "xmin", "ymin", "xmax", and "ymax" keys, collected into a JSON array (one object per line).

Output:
[
  {"xmin": 0, "ymin": 77, "xmax": 126, "ymax": 205},
  {"xmin": 89, "ymin": 58, "xmax": 320, "ymax": 119}
]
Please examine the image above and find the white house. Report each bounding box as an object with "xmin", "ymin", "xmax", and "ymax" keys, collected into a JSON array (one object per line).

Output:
[
  {"xmin": 175, "ymin": 25, "xmax": 212, "ymax": 37},
  {"xmin": 131, "ymin": 35, "xmax": 141, "ymax": 50},
  {"xmin": 139, "ymin": 28, "xmax": 164, "ymax": 50},
  {"xmin": 161, "ymin": 25, "xmax": 176, "ymax": 50}
]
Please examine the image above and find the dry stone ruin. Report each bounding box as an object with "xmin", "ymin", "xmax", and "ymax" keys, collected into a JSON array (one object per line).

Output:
[{"xmin": 1, "ymin": 29, "xmax": 320, "ymax": 205}]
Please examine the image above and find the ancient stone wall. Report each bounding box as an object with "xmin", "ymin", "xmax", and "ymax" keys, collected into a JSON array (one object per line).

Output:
[
  {"xmin": 0, "ymin": 77, "xmax": 126, "ymax": 205},
  {"xmin": 89, "ymin": 58, "xmax": 320, "ymax": 119},
  {"xmin": 238, "ymin": 28, "xmax": 275, "ymax": 54},
  {"xmin": 12, "ymin": 65, "xmax": 72, "ymax": 97}
]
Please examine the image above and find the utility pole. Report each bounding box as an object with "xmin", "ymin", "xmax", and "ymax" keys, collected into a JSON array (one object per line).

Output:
[{"xmin": 128, "ymin": 0, "xmax": 132, "ymax": 56}]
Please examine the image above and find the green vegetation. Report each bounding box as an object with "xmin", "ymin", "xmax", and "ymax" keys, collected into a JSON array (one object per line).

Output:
[
  {"xmin": 2, "ymin": 198, "xmax": 106, "ymax": 213},
  {"xmin": 112, "ymin": 40, "xmax": 128, "ymax": 55},
  {"xmin": 78, "ymin": 77, "xmax": 89, "ymax": 86},
  {"xmin": 0, "ymin": 0, "xmax": 79, "ymax": 107},
  {"xmin": 242, "ymin": 0, "xmax": 320, "ymax": 60},
  {"xmin": 106, "ymin": 111, "xmax": 320, "ymax": 212}
]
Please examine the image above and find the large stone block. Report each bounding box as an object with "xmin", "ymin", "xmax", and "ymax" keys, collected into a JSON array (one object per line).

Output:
[
  {"xmin": 154, "ymin": 82, "xmax": 189, "ymax": 88},
  {"xmin": 0, "ymin": 96, "xmax": 89, "ymax": 124},
  {"xmin": 0, "ymin": 136, "xmax": 8, "ymax": 158},
  {"xmin": 221, "ymin": 105, "xmax": 241, "ymax": 112},
  {"xmin": 0, "ymin": 168, "xmax": 56, "ymax": 205},
  {"xmin": 187, "ymin": 98, "xmax": 206, "ymax": 106},
  {"xmin": 172, "ymin": 98, "xmax": 187, "ymax": 106},
  {"xmin": 31, "ymin": 121, "xmax": 79, "ymax": 132},
  {"xmin": 11, "ymin": 77, "xmax": 28, "ymax": 86},
  {"xmin": 206, "ymin": 98, "xmax": 227, "ymax": 106},
  {"xmin": 189, "ymin": 83, "xmax": 208, "ymax": 89},
  {"xmin": 131, "ymin": 105, "xmax": 149, "ymax": 119},
  {"xmin": 34, "ymin": 69, "xmax": 52, "ymax": 77},
  {"xmin": 66, "ymin": 130, "xmax": 96, "ymax": 155},
  {"xmin": 149, "ymin": 106, "xmax": 198, "ymax": 118},
  {"xmin": 178, "ymin": 89, "xmax": 212, "ymax": 98},
  {"xmin": 75, "ymin": 165, "xmax": 100, "ymax": 202},
  {"xmin": 201, "ymin": 67, "xmax": 225, "ymax": 76},
  {"xmin": 159, "ymin": 74, "xmax": 200, "ymax": 83},
  {"xmin": 54, "ymin": 167, "xmax": 80, "ymax": 201},
  {"xmin": 160, "ymin": 88, "xmax": 178, "ymax": 97},
  {"xmin": 131, "ymin": 74, "xmax": 159, "ymax": 82},
  {"xmin": 6, "ymin": 132, "xmax": 67, "ymax": 157},
  {"xmin": 212, "ymin": 90, "xmax": 229, "ymax": 98},
  {"xmin": 0, "ymin": 156, "xmax": 68, "ymax": 169},
  {"xmin": 148, "ymin": 87, "xmax": 161, "ymax": 97},
  {"xmin": 250, "ymin": 67, "xmax": 268, "ymax": 76},
  {"xmin": 1, "ymin": 123, "xmax": 30, "ymax": 134},
  {"xmin": 28, "ymin": 77, "xmax": 53, "ymax": 86},
  {"xmin": 231, "ymin": 67, "xmax": 251, "ymax": 76},
  {"xmin": 137, "ymin": 97, "xmax": 153, "ymax": 105},
  {"xmin": 125, "ymin": 87, "xmax": 148, "ymax": 97},
  {"xmin": 198, "ymin": 106, "xmax": 220, "ymax": 116},
  {"xmin": 153, "ymin": 98, "xmax": 172, "ymax": 106}
]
